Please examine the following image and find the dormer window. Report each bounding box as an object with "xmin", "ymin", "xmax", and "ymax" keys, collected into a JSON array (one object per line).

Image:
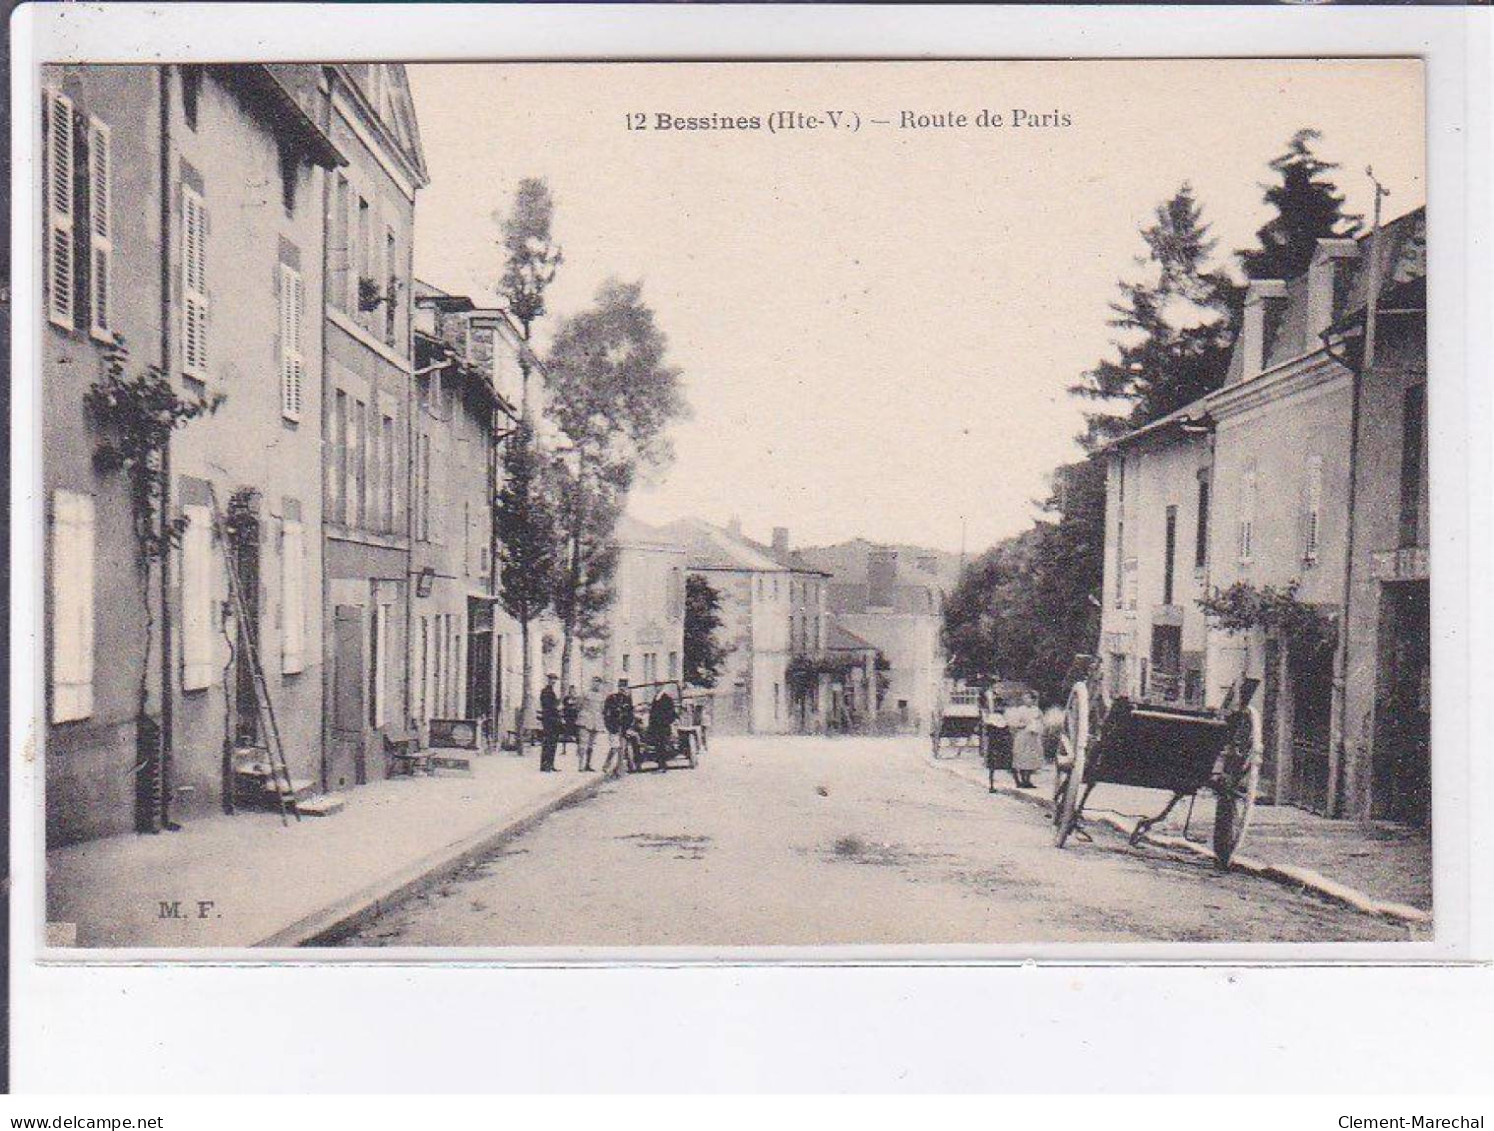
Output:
[{"xmin": 1261, "ymin": 296, "xmax": 1289, "ymax": 361}]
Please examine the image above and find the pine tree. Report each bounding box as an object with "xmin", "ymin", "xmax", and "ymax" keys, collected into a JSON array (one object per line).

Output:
[
  {"xmin": 1071, "ymin": 183, "xmax": 1236, "ymax": 446},
  {"xmin": 1240, "ymin": 128, "xmax": 1363, "ymax": 282}
]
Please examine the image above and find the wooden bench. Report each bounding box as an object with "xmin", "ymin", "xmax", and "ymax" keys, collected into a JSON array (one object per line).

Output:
[
  {"xmin": 384, "ymin": 734, "xmax": 430, "ymax": 777},
  {"xmin": 424, "ymin": 718, "xmax": 481, "ymax": 773}
]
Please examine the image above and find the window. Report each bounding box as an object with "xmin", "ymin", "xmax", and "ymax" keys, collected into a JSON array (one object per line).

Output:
[
  {"xmin": 181, "ymin": 503, "xmax": 213, "ymax": 691},
  {"xmin": 356, "ymin": 196, "xmax": 371, "ymax": 327},
  {"xmin": 420, "ymin": 433, "xmax": 431, "ymax": 540},
  {"xmin": 1107, "ymin": 653, "xmax": 1126, "ymax": 700},
  {"xmin": 1401, "ymin": 384, "xmax": 1426, "ymax": 549},
  {"xmin": 1163, "ymin": 505, "xmax": 1178, "ymax": 605},
  {"xmin": 1302, "ymin": 454, "xmax": 1324, "ymax": 565},
  {"xmin": 281, "ymin": 519, "xmax": 305, "ymax": 674},
  {"xmin": 773, "ymin": 682, "xmax": 780, "ymax": 720},
  {"xmin": 668, "ymin": 652, "xmax": 679, "ymax": 679},
  {"xmin": 87, "ymin": 118, "xmax": 112, "ymax": 338},
  {"xmin": 351, "ymin": 400, "xmax": 366, "ymax": 528},
  {"xmin": 622, "ymin": 654, "xmax": 630, "ymax": 674},
  {"xmin": 384, "ymin": 227, "xmax": 398, "ymax": 346},
  {"xmin": 1262, "ymin": 296, "xmax": 1288, "ymax": 362},
  {"xmin": 278, "ymin": 265, "xmax": 304, "ymax": 420},
  {"xmin": 1237, "ymin": 461, "xmax": 1257, "ymax": 565},
  {"xmin": 181, "ymin": 186, "xmax": 209, "ymax": 379},
  {"xmin": 382, "ymin": 413, "xmax": 395, "ymax": 532},
  {"xmin": 50, "ymin": 491, "xmax": 95, "ymax": 721},
  {"xmin": 328, "ymin": 173, "xmax": 349, "ymax": 311},
  {"xmin": 45, "ymin": 89, "xmax": 76, "ymax": 329},
  {"xmin": 181, "ymin": 66, "xmax": 202, "ymax": 130},
  {"xmin": 1195, "ymin": 470, "xmax": 1210, "ymax": 570},
  {"xmin": 371, "ymin": 602, "xmax": 390, "ymax": 728},
  {"xmin": 417, "ymin": 616, "xmax": 429, "ymax": 722},
  {"xmin": 330, "ymin": 390, "xmax": 347, "ymax": 523}
]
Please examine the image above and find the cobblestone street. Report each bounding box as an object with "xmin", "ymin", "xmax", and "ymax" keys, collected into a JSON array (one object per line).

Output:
[{"xmin": 345, "ymin": 735, "xmax": 1406, "ymax": 947}]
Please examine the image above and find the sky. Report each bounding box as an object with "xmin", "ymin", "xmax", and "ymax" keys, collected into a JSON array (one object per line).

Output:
[{"xmin": 407, "ymin": 60, "xmax": 1424, "ymax": 554}]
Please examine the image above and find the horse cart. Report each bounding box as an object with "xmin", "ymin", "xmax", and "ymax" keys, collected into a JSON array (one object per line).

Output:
[
  {"xmin": 627, "ymin": 679, "xmax": 705, "ymax": 772},
  {"xmin": 931, "ymin": 683, "xmax": 985, "ymax": 759},
  {"xmin": 1052, "ymin": 658, "xmax": 1263, "ymax": 868}
]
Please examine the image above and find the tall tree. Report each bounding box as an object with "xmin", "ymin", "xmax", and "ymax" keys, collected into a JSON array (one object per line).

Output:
[
  {"xmin": 542, "ymin": 279, "xmax": 688, "ymax": 676},
  {"xmin": 494, "ymin": 419, "xmax": 559, "ymax": 737},
  {"xmin": 1071, "ymin": 183, "xmax": 1236, "ymax": 447},
  {"xmin": 546, "ymin": 452, "xmax": 625, "ymax": 687},
  {"xmin": 494, "ymin": 178, "xmax": 563, "ymax": 733},
  {"xmin": 1239, "ymin": 128, "xmax": 1362, "ymax": 283},
  {"xmin": 684, "ymin": 573, "xmax": 730, "ymax": 689}
]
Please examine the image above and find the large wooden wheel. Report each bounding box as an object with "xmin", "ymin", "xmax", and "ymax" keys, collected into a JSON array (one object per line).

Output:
[
  {"xmin": 1212, "ymin": 705, "xmax": 1262, "ymax": 868},
  {"xmin": 1054, "ymin": 679, "xmax": 1090, "ymax": 848}
]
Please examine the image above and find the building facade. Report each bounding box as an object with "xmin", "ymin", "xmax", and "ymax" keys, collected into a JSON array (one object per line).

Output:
[
  {"xmin": 41, "ymin": 64, "xmax": 344, "ymax": 845},
  {"xmin": 319, "ymin": 64, "xmax": 428, "ymax": 790},
  {"xmin": 410, "ymin": 283, "xmax": 520, "ymax": 743},
  {"xmin": 607, "ymin": 516, "xmax": 689, "ymax": 692},
  {"xmin": 1099, "ymin": 209, "xmax": 1428, "ymax": 823}
]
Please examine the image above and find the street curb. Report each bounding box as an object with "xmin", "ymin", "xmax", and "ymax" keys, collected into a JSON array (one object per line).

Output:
[
  {"xmin": 927, "ymin": 755, "xmax": 1432, "ymax": 929},
  {"xmin": 256, "ymin": 773, "xmax": 610, "ymax": 947}
]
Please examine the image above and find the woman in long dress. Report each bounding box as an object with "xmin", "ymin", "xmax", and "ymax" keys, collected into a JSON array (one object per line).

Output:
[{"xmin": 1007, "ymin": 690, "xmax": 1045, "ymax": 789}]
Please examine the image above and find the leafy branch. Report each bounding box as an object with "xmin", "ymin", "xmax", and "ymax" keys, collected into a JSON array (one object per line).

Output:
[{"xmin": 1197, "ymin": 580, "xmax": 1337, "ymax": 655}]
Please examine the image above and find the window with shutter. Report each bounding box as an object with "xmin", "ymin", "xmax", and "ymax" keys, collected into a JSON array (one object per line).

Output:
[
  {"xmin": 87, "ymin": 118, "xmax": 112, "ymax": 338},
  {"xmin": 50, "ymin": 491, "xmax": 95, "ymax": 722},
  {"xmin": 181, "ymin": 504, "xmax": 214, "ymax": 690},
  {"xmin": 45, "ymin": 89, "xmax": 76, "ymax": 329},
  {"xmin": 1238, "ymin": 463, "xmax": 1257, "ymax": 565},
  {"xmin": 279, "ymin": 264, "xmax": 304, "ymax": 419},
  {"xmin": 281, "ymin": 519, "xmax": 305, "ymax": 673},
  {"xmin": 182, "ymin": 187, "xmax": 209, "ymax": 379}
]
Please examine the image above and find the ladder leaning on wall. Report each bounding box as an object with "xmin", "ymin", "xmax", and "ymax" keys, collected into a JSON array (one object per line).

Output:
[{"xmin": 207, "ymin": 482, "xmax": 301, "ymax": 827}]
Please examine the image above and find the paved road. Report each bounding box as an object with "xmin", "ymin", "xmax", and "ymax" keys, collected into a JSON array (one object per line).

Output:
[{"xmin": 343, "ymin": 735, "xmax": 1405, "ymax": 946}]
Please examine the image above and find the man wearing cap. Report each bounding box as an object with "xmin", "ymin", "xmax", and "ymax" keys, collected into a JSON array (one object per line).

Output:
[
  {"xmin": 539, "ymin": 672, "xmax": 563, "ymax": 772},
  {"xmin": 602, "ymin": 678, "xmax": 636, "ymax": 778}
]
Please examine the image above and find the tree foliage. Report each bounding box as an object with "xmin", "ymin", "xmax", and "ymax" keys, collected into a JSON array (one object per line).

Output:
[
  {"xmin": 1239, "ymin": 129, "xmax": 1362, "ymax": 283},
  {"xmin": 495, "ymin": 421, "xmax": 560, "ymax": 689},
  {"xmin": 684, "ymin": 573, "xmax": 730, "ymax": 689},
  {"xmin": 495, "ymin": 177, "xmax": 563, "ymax": 336},
  {"xmin": 1071, "ymin": 183, "xmax": 1236, "ymax": 447},
  {"xmin": 941, "ymin": 459, "xmax": 1106, "ymax": 704},
  {"xmin": 543, "ymin": 278, "xmax": 689, "ymax": 476},
  {"xmin": 547, "ymin": 453, "xmax": 625, "ymax": 685}
]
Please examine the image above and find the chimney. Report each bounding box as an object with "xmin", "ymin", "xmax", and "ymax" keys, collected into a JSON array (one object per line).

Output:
[
  {"xmin": 726, "ymin": 516, "xmax": 743, "ymax": 539},
  {"xmin": 1239, "ymin": 279, "xmax": 1286, "ymax": 381},
  {"xmin": 772, "ymin": 527, "xmax": 790, "ymax": 557}
]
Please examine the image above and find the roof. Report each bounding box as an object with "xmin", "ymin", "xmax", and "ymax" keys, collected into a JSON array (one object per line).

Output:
[
  {"xmin": 656, "ymin": 518, "xmax": 795, "ymax": 573},
  {"xmin": 614, "ymin": 515, "xmax": 688, "ymax": 554},
  {"xmin": 825, "ymin": 623, "xmax": 878, "ymax": 653}
]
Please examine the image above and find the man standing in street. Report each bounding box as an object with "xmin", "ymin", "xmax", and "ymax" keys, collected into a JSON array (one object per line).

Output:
[
  {"xmin": 602, "ymin": 678, "xmax": 635, "ymax": 778},
  {"xmin": 539, "ymin": 672, "xmax": 563, "ymax": 772}
]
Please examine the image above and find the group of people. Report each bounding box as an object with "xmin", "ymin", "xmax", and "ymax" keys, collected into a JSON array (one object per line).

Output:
[
  {"xmin": 536, "ymin": 673, "xmax": 682, "ymax": 777},
  {"xmin": 982, "ymin": 689, "xmax": 1045, "ymax": 792}
]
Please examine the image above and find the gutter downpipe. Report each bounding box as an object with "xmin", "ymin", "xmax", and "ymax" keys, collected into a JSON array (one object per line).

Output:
[
  {"xmin": 156, "ymin": 66, "xmax": 176, "ymax": 831},
  {"xmin": 318, "ymin": 65, "xmax": 336, "ymax": 791},
  {"xmin": 1331, "ymin": 176, "xmax": 1388, "ymax": 821}
]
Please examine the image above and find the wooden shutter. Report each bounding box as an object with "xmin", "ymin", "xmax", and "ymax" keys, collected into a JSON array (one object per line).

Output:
[
  {"xmin": 45, "ymin": 90, "xmax": 76, "ymax": 328},
  {"xmin": 181, "ymin": 504, "xmax": 214, "ymax": 690},
  {"xmin": 281, "ymin": 519, "xmax": 305, "ymax": 673},
  {"xmin": 182, "ymin": 187, "xmax": 209, "ymax": 378},
  {"xmin": 279, "ymin": 264, "xmax": 304, "ymax": 419},
  {"xmin": 50, "ymin": 491, "xmax": 95, "ymax": 722},
  {"xmin": 1303, "ymin": 455, "xmax": 1324, "ymax": 563},
  {"xmin": 87, "ymin": 118, "xmax": 112, "ymax": 337}
]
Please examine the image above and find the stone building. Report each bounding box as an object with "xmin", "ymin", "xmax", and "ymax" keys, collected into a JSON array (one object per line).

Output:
[
  {"xmin": 318, "ymin": 64, "xmax": 428, "ymax": 790},
  {"xmin": 607, "ymin": 516, "xmax": 689, "ymax": 692},
  {"xmin": 41, "ymin": 65, "xmax": 344, "ymax": 843},
  {"xmin": 660, "ymin": 518, "xmax": 827, "ymax": 734},
  {"xmin": 409, "ymin": 282, "xmax": 520, "ymax": 743},
  {"xmin": 1099, "ymin": 207, "xmax": 1428, "ymax": 822}
]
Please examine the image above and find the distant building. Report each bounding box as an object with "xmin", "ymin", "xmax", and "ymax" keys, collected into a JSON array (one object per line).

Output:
[
  {"xmin": 607, "ymin": 516, "xmax": 689, "ymax": 692},
  {"xmin": 793, "ymin": 540, "xmax": 951, "ymax": 731},
  {"xmin": 1099, "ymin": 207, "xmax": 1428, "ymax": 824},
  {"xmin": 410, "ymin": 282, "xmax": 520, "ymax": 743},
  {"xmin": 659, "ymin": 518, "xmax": 828, "ymax": 734}
]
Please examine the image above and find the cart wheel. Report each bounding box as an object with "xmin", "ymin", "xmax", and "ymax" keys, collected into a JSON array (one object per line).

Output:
[
  {"xmin": 1054, "ymin": 680, "xmax": 1089, "ymax": 847},
  {"xmin": 1212, "ymin": 706, "xmax": 1262, "ymax": 868}
]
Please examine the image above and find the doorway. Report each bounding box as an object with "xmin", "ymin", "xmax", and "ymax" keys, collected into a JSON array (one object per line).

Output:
[
  {"xmin": 1375, "ymin": 581, "xmax": 1431, "ymax": 827},
  {"xmin": 329, "ymin": 604, "xmax": 365, "ymax": 788},
  {"xmin": 1288, "ymin": 638, "xmax": 1336, "ymax": 815},
  {"xmin": 467, "ymin": 597, "xmax": 494, "ymax": 726}
]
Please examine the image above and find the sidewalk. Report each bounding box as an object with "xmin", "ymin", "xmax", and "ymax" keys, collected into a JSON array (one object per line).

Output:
[
  {"xmin": 931, "ymin": 751, "xmax": 1432, "ymax": 924},
  {"xmin": 45, "ymin": 751, "xmax": 606, "ymax": 949}
]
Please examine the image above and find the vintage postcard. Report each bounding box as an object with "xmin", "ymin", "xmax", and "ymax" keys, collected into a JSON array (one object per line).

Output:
[{"xmin": 28, "ymin": 57, "xmax": 1438, "ymax": 956}]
